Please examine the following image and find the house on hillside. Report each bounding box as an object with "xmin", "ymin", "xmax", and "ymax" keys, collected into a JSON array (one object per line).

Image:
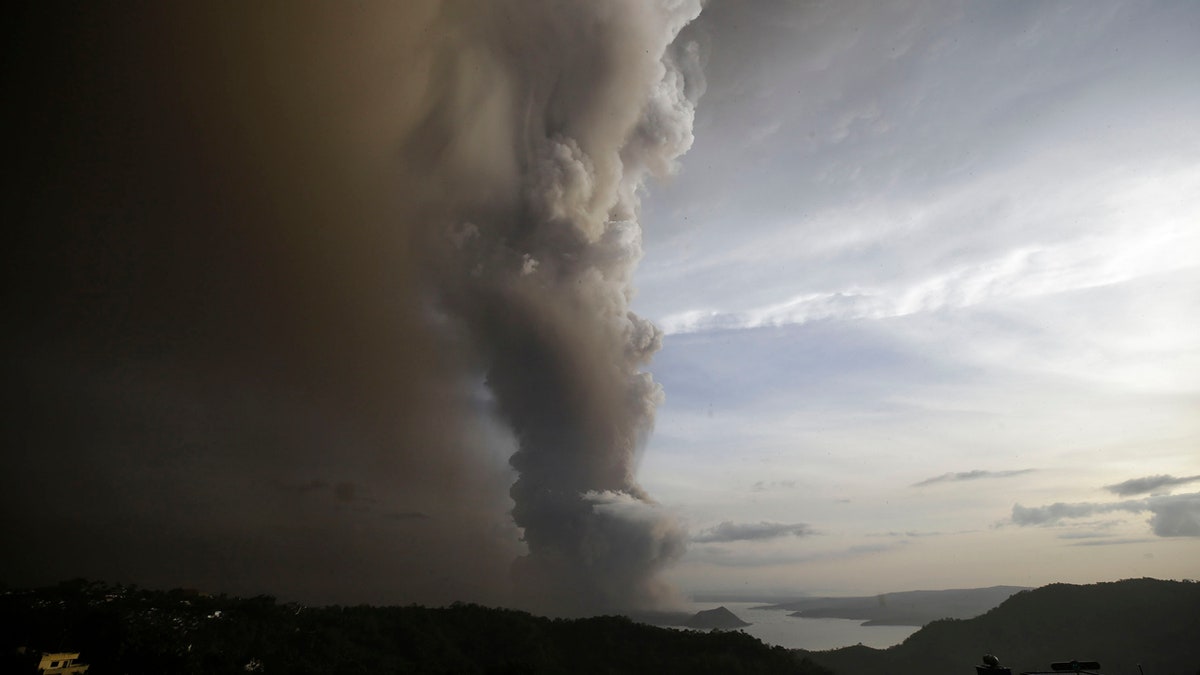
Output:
[{"xmin": 36, "ymin": 651, "xmax": 90, "ymax": 674}]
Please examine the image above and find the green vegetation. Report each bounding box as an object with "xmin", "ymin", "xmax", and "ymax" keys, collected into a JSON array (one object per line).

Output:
[
  {"xmin": 796, "ymin": 578, "xmax": 1200, "ymax": 675},
  {"xmin": 0, "ymin": 580, "xmax": 828, "ymax": 674}
]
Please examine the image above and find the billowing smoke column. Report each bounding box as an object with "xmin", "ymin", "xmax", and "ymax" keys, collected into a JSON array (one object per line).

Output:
[
  {"xmin": 3, "ymin": 0, "xmax": 702, "ymax": 615},
  {"xmin": 425, "ymin": 0, "xmax": 704, "ymax": 614}
]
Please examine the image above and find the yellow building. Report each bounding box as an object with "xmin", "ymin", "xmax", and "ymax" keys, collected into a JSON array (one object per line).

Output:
[{"xmin": 36, "ymin": 652, "xmax": 89, "ymax": 675}]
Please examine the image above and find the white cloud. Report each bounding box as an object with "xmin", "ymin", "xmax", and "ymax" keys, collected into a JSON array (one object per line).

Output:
[
  {"xmin": 655, "ymin": 163, "xmax": 1200, "ymax": 336},
  {"xmin": 692, "ymin": 521, "xmax": 813, "ymax": 543},
  {"xmin": 1012, "ymin": 492, "xmax": 1200, "ymax": 537},
  {"xmin": 913, "ymin": 469, "xmax": 1035, "ymax": 487},
  {"xmin": 687, "ymin": 541, "xmax": 904, "ymax": 568},
  {"xmin": 635, "ymin": 1, "xmax": 1200, "ymax": 594}
]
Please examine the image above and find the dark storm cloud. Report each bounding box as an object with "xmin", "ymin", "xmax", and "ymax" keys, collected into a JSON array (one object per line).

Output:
[
  {"xmin": 1011, "ymin": 493, "xmax": 1200, "ymax": 537},
  {"xmin": 3, "ymin": 0, "xmax": 703, "ymax": 615},
  {"xmin": 912, "ymin": 469, "xmax": 1035, "ymax": 487},
  {"xmin": 693, "ymin": 521, "xmax": 813, "ymax": 543},
  {"xmin": 1104, "ymin": 474, "xmax": 1200, "ymax": 496}
]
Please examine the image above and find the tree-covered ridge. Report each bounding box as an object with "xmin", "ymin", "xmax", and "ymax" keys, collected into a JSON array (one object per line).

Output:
[
  {"xmin": 0, "ymin": 580, "xmax": 829, "ymax": 675},
  {"xmin": 796, "ymin": 578, "xmax": 1200, "ymax": 675}
]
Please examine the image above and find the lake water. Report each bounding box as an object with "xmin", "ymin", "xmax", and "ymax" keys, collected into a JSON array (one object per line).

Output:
[{"xmin": 685, "ymin": 601, "xmax": 920, "ymax": 651}]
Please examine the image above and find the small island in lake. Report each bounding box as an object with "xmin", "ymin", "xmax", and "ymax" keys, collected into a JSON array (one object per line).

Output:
[{"xmin": 685, "ymin": 606, "xmax": 751, "ymax": 629}]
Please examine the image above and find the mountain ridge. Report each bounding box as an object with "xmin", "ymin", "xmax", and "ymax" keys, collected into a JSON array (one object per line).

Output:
[
  {"xmin": 758, "ymin": 585, "xmax": 1030, "ymax": 626},
  {"xmin": 794, "ymin": 578, "xmax": 1200, "ymax": 675}
]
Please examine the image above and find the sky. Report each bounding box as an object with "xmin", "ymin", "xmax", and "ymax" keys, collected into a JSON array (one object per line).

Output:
[
  {"xmin": 632, "ymin": 0, "xmax": 1200, "ymax": 596},
  {"xmin": 3, "ymin": 1, "xmax": 1197, "ymax": 611}
]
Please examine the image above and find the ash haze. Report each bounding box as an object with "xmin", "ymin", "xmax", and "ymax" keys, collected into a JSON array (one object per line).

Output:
[
  {"xmin": 4, "ymin": 0, "xmax": 699, "ymax": 615},
  {"xmin": 3, "ymin": 0, "xmax": 1198, "ymax": 618}
]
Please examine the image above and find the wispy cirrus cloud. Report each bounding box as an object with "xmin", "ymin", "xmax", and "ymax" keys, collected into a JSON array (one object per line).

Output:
[
  {"xmin": 751, "ymin": 480, "xmax": 797, "ymax": 492},
  {"xmin": 693, "ymin": 521, "xmax": 813, "ymax": 543},
  {"xmin": 913, "ymin": 468, "xmax": 1035, "ymax": 487},
  {"xmin": 1104, "ymin": 474, "xmax": 1200, "ymax": 496},
  {"xmin": 688, "ymin": 541, "xmax": 903, "ymax": 568},
  {"xmin": 637, "ymin": 0, "xmax": 1200, "ymax": 594},
  {"xmin": 868, "ymin": 529, "xmax": 978, "ymax": 539},
  {"xmin": 1012, "ymin": 492, "xmax": 1200, "ymax": 537},
  {"xmin": 1054, "ymin": 521, "xmax": 1123, "ymax": 540},
  {"xmin": 1066, "ymin": 538, "xmax": 1156, "ymax": 547}
]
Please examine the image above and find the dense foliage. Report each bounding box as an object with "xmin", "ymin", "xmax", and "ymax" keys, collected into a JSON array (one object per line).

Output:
[
  {"xmin": 0, "ymin": 580, "xmax": 828, "ymax": 674},
  {"xmin": 796, "ymin": 578, "xmax": 1200, "ymax": 675}
]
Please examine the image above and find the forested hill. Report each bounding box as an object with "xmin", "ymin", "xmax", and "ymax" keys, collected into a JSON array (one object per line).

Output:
[
  {"xmin": 0, "ymin": 580, "xmax": 829, "ymax": 675},
  {"xmin": 796, "ymin": 578, "xmax": 1200, "ymax": 675}
]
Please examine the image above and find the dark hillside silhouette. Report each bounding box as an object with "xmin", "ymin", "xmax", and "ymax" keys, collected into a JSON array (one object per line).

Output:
[
  {"xmin": 795, "ymin": 579, "xmax": 1200, "ymax": 675},
  {"xmin": 0, "ymin": 580, "xmax": 828, "ymax": 675}
]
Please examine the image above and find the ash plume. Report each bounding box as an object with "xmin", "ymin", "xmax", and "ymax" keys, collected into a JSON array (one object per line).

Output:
[
  {"xmin": 4, "ymin": 0, "xmax": 701, "ymax": 615},
  {"xmin": 426, "ymin": 0, "xmax": 703, "ymax": 614}
]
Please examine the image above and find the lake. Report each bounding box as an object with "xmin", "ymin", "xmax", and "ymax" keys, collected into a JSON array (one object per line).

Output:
[{"xmin": 685, "ymin": 601, "xmax": 920, "ymax": 651}]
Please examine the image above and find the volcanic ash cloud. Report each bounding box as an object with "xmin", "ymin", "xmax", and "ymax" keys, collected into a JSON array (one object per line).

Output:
[
  {"xmin": 423, "ymin": 0, "xmax": 704, "ymax": 614},
  {"xmin": 3, "ymin": 0, "xmax": 702, "ymax": 615}
]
